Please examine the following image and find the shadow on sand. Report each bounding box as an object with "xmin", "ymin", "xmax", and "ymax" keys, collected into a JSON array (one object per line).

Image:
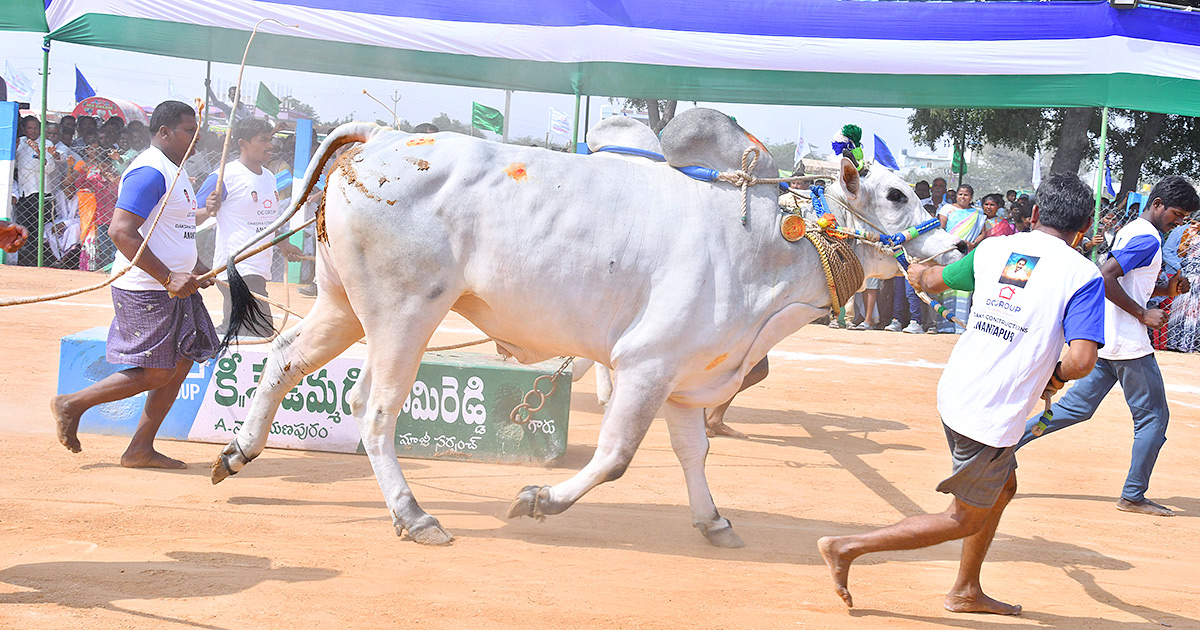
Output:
[{"xmin": 0, "ymin": 551, "xmax": 338, "ymax": 630}]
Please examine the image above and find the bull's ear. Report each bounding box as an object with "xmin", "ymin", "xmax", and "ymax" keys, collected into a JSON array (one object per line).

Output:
[{"xmin": 839, "ymin": 157, "xmax": 860, "ymax": 196}]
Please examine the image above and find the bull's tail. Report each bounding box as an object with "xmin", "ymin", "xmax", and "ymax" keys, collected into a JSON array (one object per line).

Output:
[{"xmin": 220, "ymin": 122, "xmax": 387, "ymax": 351}]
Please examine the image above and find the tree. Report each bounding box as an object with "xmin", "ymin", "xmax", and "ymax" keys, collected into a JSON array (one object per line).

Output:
[
  {"xmin": 910, "ymin": 106, "xmax": 1200, "ymax": 199},
  {"xmin": 609, "ymin": 98, "xmax": 678, "ymax": 133}
]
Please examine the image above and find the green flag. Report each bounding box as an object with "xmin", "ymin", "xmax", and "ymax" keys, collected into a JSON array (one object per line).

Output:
[
  {"xmin": 256, "ymin": 82, "xmax": 280, "ymax": 118},
  {"xmin": 951, "ymin": 147, "xmax": 967, "ymax": 175},
  {"xmin": 471, "ymin": 101, "xmax": 504, "ymax": 134}
]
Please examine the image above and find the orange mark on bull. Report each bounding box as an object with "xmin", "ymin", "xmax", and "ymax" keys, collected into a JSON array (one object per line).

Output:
[
  {"xmin": 505, "ymin": 162, "xmax": 529, "ymax": 181},
  {"xmin": 407, "ymin": 137, "xmax": 435, "ymax": 146},
  {"xmin": 745, "ymin": 131, "xmax": 768, "ymax": 154},
  {"xmin": 705, "ymin": 353, "xmax": 729, "ymax": 371}
]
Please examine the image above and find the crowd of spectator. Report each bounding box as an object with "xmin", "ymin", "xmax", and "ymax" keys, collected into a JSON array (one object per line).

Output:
[
  {"xmin": 840, "ymin": 178, "xmax": 1040, "ymax": 334},
  {"xmin": 836, "ymin": 175, "xmax": 1200, "ymax": 354},
  {"xmin": 10, "ymin": 112, "xmax": 151, "ymax": 269}
]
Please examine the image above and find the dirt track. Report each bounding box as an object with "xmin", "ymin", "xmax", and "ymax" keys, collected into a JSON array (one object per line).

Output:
[{"xmin": 1, "ymin": 266, "xmax": 1198, "ymax": 629}]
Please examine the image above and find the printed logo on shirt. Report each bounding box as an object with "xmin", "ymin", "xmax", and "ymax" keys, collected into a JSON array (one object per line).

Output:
[
  {"xmin": 251, "ymin": 190, "xmax": 259, "ymax": 203},
  {"xmin": 998, "ymin": 253, "xmax": 1039, "ymax": 288}
]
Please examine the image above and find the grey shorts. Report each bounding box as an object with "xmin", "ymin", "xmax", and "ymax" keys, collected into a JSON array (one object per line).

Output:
[
  {"xmin": 107, "ymin": 287, "xmax": 219, "ymax": 369},
  {"xmin": 864, "ymin": 277, "xmax": 882, "ymax": 290},
  {"xmin": 936, "ymin": 422, "xmax": 1017, "ymax": 509}
]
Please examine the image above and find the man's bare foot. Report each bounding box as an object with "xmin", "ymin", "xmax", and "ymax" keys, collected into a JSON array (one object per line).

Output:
[
  {"xmin": 121, "ymin": 449, "xmax": 187, "ymax": 469},
  {"xmin": 1116, "ymin": 497, "xmax": 1175, "ymax": 517},
  {"xmin": 817, "ymin": 536, "xmax": 854, "ymax": 608},
  {"xmin": 704, "ymin": 409, "xmax": 747, "ymax": 439},
  {"xmin": 51, "ymin": 396, "xmax": 82, "ymax": 453},
  {"xmin": 944, "ymin": 590, "xmax": 1021, "ymax": 615}
]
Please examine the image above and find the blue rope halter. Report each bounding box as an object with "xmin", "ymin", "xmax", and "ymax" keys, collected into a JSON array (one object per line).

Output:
[{"xmin": 591, "ymin": 145, "xmax": 667, "ymax": 162}]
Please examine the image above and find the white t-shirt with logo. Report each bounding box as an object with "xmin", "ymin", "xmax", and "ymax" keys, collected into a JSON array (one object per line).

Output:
[
  {"xmin": 1098, "ymin": 217, "xmax": 1162, "ymax": 361},
  {"xmin": 110, "ymin": 146, "xmax": 198, "ymax": 292},
  {"xmin": 199, "ymin": 161, "xmax": 280, "ymax": 280},
  {"xmin": 937, "ymin": 231, "xmax": 1106, "ymax": 447}
]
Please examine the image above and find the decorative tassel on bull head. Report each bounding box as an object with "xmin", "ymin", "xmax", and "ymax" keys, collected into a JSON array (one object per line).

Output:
[{"xmin": 831, "ymin": 124, "xmax": 865, "ymax": 172}]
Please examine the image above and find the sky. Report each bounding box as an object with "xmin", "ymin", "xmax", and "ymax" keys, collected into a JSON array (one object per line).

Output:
[{"xmin": 2, "ymin": 32, "xmax": 943, "ymax": 158}]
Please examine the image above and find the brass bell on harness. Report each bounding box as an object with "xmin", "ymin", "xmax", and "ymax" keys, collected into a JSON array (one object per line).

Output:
[{"xmin": 780, "ymin": 214, "xmax": 806, "ymax": 242}]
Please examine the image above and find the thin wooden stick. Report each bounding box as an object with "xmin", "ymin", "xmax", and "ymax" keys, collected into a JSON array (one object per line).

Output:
[{"xmin": 212, "ymin": 18, "xmax": 299, "ymax": 211}]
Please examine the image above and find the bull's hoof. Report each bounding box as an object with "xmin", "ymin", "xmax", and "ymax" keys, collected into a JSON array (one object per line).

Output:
[
  {"xmin": 210, "ymin": 452, "xmax": 235, "ymax": 485},
  {"xmin": 400, "ymin": 515, "xmax": 454, "ymax": 546},
  {"xmin": 697, "ymin": 519, "xmax": 745, "ymax": 549},
  {"xmin": 507, "ymin": 485, "xmax": 551, "ymax": 521}
]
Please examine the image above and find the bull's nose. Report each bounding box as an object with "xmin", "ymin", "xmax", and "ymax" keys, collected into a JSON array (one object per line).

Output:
[{"xmin": 954, "ymin": 240, "xmax": 969, "ymax": 254}]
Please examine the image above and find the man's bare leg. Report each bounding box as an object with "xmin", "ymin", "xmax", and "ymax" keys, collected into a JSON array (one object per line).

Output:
[
  {"xmin": 52, "ymin": 365, "xmax": 176, "ymax": 453},
  {"xmin": 945, "ymin": 471, "xmax": 1021, "ymax": 615},
  {"xmin": 705, "ymin": 357, "xmax": 769, "ymax": 439},
  {"xmin": 121, "ymin": 359, "xmax": 192, "ymax": 469},
  {"xmin": 817, "ymin": 498, "xmax": 990, "ymax": 608}
]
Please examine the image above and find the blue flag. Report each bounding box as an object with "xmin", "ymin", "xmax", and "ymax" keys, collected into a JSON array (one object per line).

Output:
[
  {"xmin": 874, "ymin": 134, "xmax": 900, "ymax": 170},
  {"xmin": 74, "ymin": 66, "xmax": 96, "ymax": 103},
  {"xmin": 1104, "ymin": 156, "xmax": 1116, "ymax": 197}
]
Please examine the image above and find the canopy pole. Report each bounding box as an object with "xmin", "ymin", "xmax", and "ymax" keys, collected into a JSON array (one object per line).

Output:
[
  {"xmin": 501, "ymin": 89, "xmax": 511, "ymax": 144},
  {"xmin": 202, "ymin": 60, "xmax": 212, "ymax": 133},
  {"xmin": 1092, "ymin": 106, "xmax": 1110, "ymax": 262},
  {"xmin": 36, "ymin": 36, "xmax": 50, "ymax": 268},
  {"xmin": 570, "ymin": 90, "xmax": 581, "ymax": 153},
  {"xmin": 583, "ymin": 95, "xmax": 591, "ymax": 142}
]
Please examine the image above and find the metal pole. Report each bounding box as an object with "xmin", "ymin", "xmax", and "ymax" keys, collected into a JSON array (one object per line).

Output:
[
  {"xmin": 36, "ymin": 37, "xmax": 50, "ymax": 268},
  {"xmin": 501, "ymin": 89, "xmax": 511, "ymax": 144},
  {"xmin": 202, "ymin": 60, "xmax": 212, "ymax": 133},
  {"xmin": 583, "ymin": 95, "xmax": 591, "ymax": 142},
  {"xmin": 1092, "ymin": 106, "xmax": 1110, "ymax": 263},
  {"xmin": 570, "ymin": 90, "xmax": 581, "ymax": 153}
]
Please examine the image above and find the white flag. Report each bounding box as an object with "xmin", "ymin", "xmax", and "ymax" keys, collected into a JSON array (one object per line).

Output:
[
  {"xmin": 549, "ymin": 107, "xmax": 571, "ymax": 138},
  {"xmin": 793, "ymin": 122, "xmax": 805, "ymax": 166},
  {"xmin": 3, "ymin": 61, "xmax": 34, "ymax": 100},
  {"xmin": 1032, "ymin": 147, "xmax": 1043, "ymax": 189}
]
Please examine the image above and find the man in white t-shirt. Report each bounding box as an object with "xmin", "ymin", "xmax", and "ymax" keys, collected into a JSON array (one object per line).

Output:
[
  {"xmin": 1017, "ymin": 176, "xmax": 1198, "ymax": 517},
  {"xmin": 51, "ymin": 101, "xmax": 218, "ymax": 470},
  {"xmin": 819, "ymin": 173, "xmax": 1106, "ymax": 615},
  {"xmin": 197, "ymin": 118, "xmax": 300, "ymax": 337}
]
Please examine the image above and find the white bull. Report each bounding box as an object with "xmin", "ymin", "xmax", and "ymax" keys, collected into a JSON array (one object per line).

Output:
[{"xmin": 212, "ymin": 109, "xmax": 962, "ymax": 548}]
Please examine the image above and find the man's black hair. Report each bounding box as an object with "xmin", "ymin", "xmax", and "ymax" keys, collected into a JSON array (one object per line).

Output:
[
  {"xmin": 413, "ymin": 122, "xmax": 439, "ymax": 133},
  {"xmin": 1006, "ymin": 189, "xmax": 1017, "ymax": 196},
  {"xmin": 1147, "ymin": 175, "xmax": 1200, "ymax": 215},
  {"xmin": 233, "ymin": 117, "xmax": 276, "ymax": 145},
  {"xmin": 915, "ymin": 180, "xmax": 930, "ymax": 187},
  {"xmin": 148, "ymin": 100, "xmax": 196, "ymax": 135},
  {"xmin": 1034, "ymin": 172, "xmax": 1094, "ymax": 232}
]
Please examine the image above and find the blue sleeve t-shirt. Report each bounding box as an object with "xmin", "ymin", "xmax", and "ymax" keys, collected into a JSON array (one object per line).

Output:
[
  {"xmin": 114, "ymin": 165, "xmax": 168, "ymax": 219},
  {"xmin": 196, "ymin": 171, "xmax": 228, "ymax": 205},
  {"xmin": 1062, "ymin": 276, "xmax": 1106, "ymax": 347},
  {"xmin": 1110, "ymin": 233, "xmax": 1161, "ymax": 275}
]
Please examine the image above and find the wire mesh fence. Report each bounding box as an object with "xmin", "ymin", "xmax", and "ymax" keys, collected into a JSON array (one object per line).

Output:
[{"xmin": 9, "ymin": 122, "xmax": 313, "ymax": 286}]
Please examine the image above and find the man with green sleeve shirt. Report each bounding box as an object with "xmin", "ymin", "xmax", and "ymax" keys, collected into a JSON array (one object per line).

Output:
[{"xmin": 818, "ymin": 173, "xmax": 1107, "ymax": 616}]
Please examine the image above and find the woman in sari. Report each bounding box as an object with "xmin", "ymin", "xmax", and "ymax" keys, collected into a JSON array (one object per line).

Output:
[{"xmin": 942, "ymin": 185, "xmax": 987, "ymax": 247}]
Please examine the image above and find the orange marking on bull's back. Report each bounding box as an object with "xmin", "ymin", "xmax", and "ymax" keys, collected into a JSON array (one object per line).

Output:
[
  {"xmin": 745, "ymin": 131, "xmax": 768, "ymax": 154},
  {"xmin": 705, "ymin": 353, "xmax": 729, "ymax": 371},
  {"xmin": 407, "ymin": 137, "xmax": 435, "ymax": 146},
  {"xmin": 505, "ymin": 162, "xmax": 529, "ymax": 181}
]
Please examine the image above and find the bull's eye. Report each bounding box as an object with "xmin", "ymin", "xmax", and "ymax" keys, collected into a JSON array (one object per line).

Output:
[{"xmin": 886, "ymin": 188, "xmax": 907, "ymax": 203}]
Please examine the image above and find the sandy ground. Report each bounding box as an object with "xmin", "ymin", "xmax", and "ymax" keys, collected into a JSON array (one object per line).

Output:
[{"xmin": 1, "ymin": 266, "xmax": 1198, "ymax": 630}]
